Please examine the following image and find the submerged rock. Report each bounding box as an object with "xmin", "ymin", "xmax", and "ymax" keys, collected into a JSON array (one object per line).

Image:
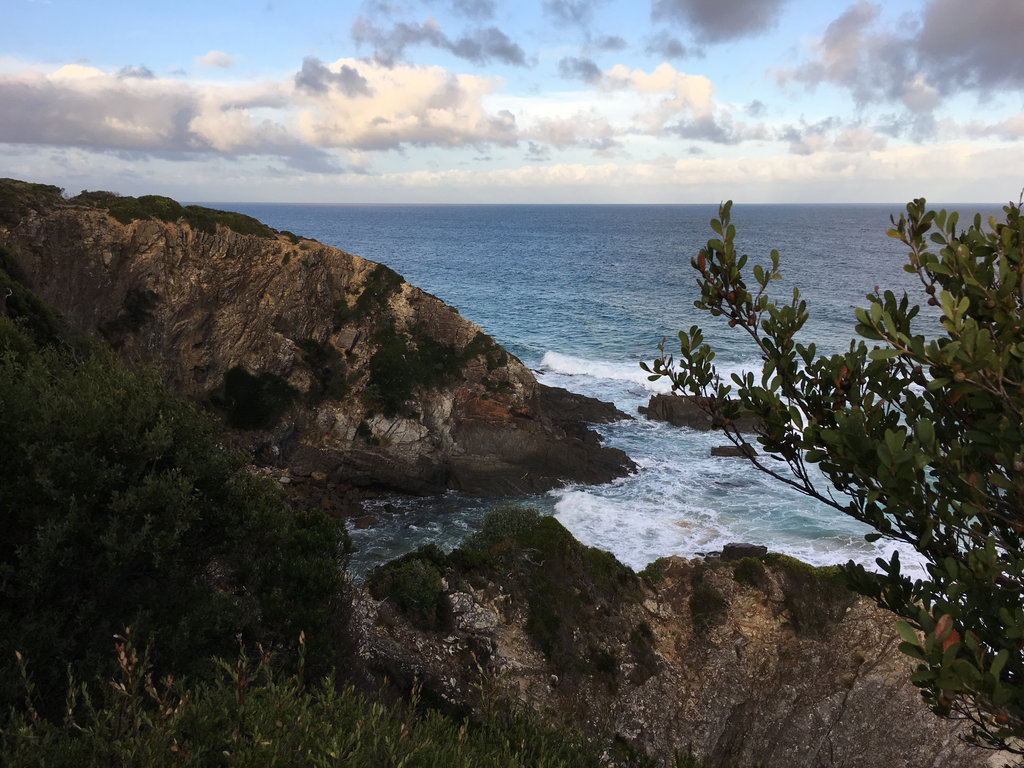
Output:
[{"xmin": 0, "ymin": 183, "xmax": 635, "ymax": 495}]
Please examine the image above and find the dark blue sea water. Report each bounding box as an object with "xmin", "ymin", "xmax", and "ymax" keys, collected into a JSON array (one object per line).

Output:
[{"xmin": 217, "ymin": 202, "xmax": 997, "ymax": 576}]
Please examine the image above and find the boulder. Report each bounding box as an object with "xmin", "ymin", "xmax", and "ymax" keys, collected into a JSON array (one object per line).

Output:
[
  {"xmin": 720, "ymin": 542, "xmax": 769, "ymax": 561},
  {"xmin": 641, "ymin": 393, "xmax": 759, "ymax": 433},
  {"xmin": 711, "ymin": 444, "xmax": 757, "ymax": 458}
]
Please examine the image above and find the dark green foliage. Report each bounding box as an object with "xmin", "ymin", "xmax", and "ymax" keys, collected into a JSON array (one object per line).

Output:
[
  {"xmin": 731, "ymin": 556, "xmax": 767, "ymax": 588},
  {"xmin": 0, "ymin": 333, "xmax": 345, "ymax": 717},
  {"xmin": 73, "ymin": 190, "xmax": 275, "ymax": 237},
  {"xmin": 98, "ymin": 288, "xmax": 159, "ymax": 348},
  {"xmin": 0, "ymin": 249, "xmax": 74, "ymax": 350},
  {"xmin": 0, "ymin": 631, "xmax": 685, "ymax": 768},
  {"xmin": 462, "ymin": 502, "xmax": 542, "ymax": 553},
  {"xmin": 353, "ymin": 263, "xmax": 404, "ymax": 316},
  {"xmin": 332, "ymin": 264, "xmax": 405, "ymax": 329},
  {"xmin": 332, "ymin": 298, "xmax": 356, "ymax": 328},
  {"xmin": 763, "ymin": 554, "xmax": 853, "ymax": 637},
  {"xmin": 362, "ymin": 326, "xmax": 419, "ymax": 417},
  {"xmin": 688, "ymin": 568, "xmax": 729, "ymax": 630},
  {"xmin": 362, "ymin": 326, "xmax": 506, "ymax": 418},
  {"xmin": 280, "ymin": 229, "xmax": 301, "ymax": 244},
  {"xmin": 0, "ymin": 178, "xmax": 65, "ymax": 225},
  {"xmin": 367, "ymin": 545, "xmax": 451, "ymax": 631},
  {"xmin": 297, "ymin": 337, "xmax": 348, "ymax": 404},
  {"xmin": 639, "ymin": 558, "xmax": 667, "ymax": 585},
  {"xmin": 453, "ymin": 508, "xmax": 643, "ymax": 678},
  {"xmin": 647, "ymin": 198, "xmax": 1024, "ymax": 752},
  {"xmin": 214, "ymin": 365, "xmax": 298, "ymax": 429},
  {"xmin": 628, "ymin": 622, "xmax": 660, "ymax": 684},
  {"xmin": 463, "ymin": 331, "xmax": 508, "ymax": 371}
]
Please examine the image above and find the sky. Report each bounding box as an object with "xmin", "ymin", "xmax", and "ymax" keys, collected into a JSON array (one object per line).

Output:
[{"xmin": 1, "ymin": 0, "xmax": 1023, "ymax": 203}]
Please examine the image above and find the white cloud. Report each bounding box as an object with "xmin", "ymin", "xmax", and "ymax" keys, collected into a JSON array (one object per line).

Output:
[
  {"xmin": 292, "ymin": 58, "xmax": 516, "ymax": 150},
  {"xmin": 0, "ymin": 58, "xmax": 519, "ymax": 165},
  {"xmin": 195, "ymin": 50, "xmax": 235, "ymax": 69}
]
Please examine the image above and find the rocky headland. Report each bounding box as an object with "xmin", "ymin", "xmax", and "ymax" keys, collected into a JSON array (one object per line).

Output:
[
  {"xmin": 354, "ymin": 513, "xmax": 993, "ymax": 768},
  {"xmin": 1, "ymin": 179, "xmax": 998, "ymax": 767},
  {"xmin": 0, "ymin": 180, "xmax": 634, "ymax": 497}
]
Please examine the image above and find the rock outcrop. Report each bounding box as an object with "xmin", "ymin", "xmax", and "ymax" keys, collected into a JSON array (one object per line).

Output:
[
  {"xmin": 641, "ymin": 392, "xmax": 760, "ymax": 433},
  {"xmin": 353, "ymin": 522, "xmax": 992, "ymax": 768},
  {"xmin": 0, "ymin": 183, "xmax": 634, "ymax": 495}
]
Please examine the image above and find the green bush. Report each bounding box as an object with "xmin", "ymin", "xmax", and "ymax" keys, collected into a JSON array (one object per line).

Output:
[
  {"xmin": 0, "ymin": 178, "xmax": 64, "ymax": 225},
  {"xmin": 462, "ymin": 503, "xmax": 542, "ymax": 553},
  {"xmin": 297, "ymin": 337, "xmax": 349, "ymax": 404},
  {"xmin": 453, "ymin": 510, "xmax": 643, "ymax": 678},
  {"xmin": 97, "ymin": 287, "xmax": 159, "ymax": 348},
  {"xmin": 0, "ymin": 631, "xmax": 679, "ymax": 768},
  {"xmin": 214, "ymin": 364, "xmax": 298, "ymax": 429},
  {"xmin": 688, "ymin": 576, "xmax": 729, "ymax": 631},
  {"xmin": 72, "ymin": 190, "xmax": 275, "ymax": 237},
  {"xmin": 0, "ymin": 333, "xmax": 345, "ymax": 716},
  {"xmin": 763, "ymin": 554, "xmax": 853, "ymax": 637},
  {"xmin": 648, "ymin": 198, "xmax": 1024, "ymax": 751},
  {"xmin": 367, "ymin": 545, "xmax": 451, "ymax": 631},
  {"xmin": 731, "ymin": 557, "xmax": 767, "ymax": 588}
]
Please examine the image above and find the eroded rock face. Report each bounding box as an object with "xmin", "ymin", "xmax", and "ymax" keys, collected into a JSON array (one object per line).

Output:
[
  {"xmin": 354, "ymin": 552, "xmax": 992, "ymax": 768},
  {"xmin": 0, "ymin": 200, "xmax": 634, "ymax": 494}
]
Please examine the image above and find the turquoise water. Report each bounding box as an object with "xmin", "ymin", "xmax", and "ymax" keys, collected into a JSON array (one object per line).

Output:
[{"xmin": 221, "ymin": 202, "xmax": 994, "ymax": 577}]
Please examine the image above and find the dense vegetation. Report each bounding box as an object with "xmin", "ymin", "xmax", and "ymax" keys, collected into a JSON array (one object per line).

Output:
[
  {"xmin": 368, "ymin": 504, "xmax": 657, "ymax": 681},
  {"xmin": 4, "ymin": 630, "xmax": 683, "ymax": 768},
  {"xmin": 647, "ymin": 198, "xmax": 1024, "ymax": 754},
  {"xmin": 0, "ymin": 258, "xmax": 346, "ymax": 715},
  {"xmin": 0, "ymin": 238, "xmax": 711, "ymax": 766},
  {"xmin": 74, "ymin": 189, "xmax": 276, "ymax": 237},
  {"xmin": 0, "ymin": 178, "xmax": 277, "ymax": 237}
]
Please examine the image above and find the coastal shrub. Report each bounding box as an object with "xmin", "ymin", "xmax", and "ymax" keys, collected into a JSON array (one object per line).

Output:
[
  {"xmin": 214, "ymin": 364, "xmax": 298, "ymax": 429},
  {"xmin": 366, "ymin": 545, "xmax": 451, "ymax": 631},
  {"xmin": 98, "ymin": 287, "xmax": 159, "ymax": 348},
  {"xmin": 297, "ymin": 337, "xmax": 348, "ymax": 404},
  {"xmin": 463, "ymin": 330, "xmax": 508, "ymax": 370},
  {"xmin": 452, "ymin": 511, "xmax": 643, "ymax": 678},
  {"xmin": 0, "ymin": 178, "xmax": 64, "ymax": 225},
  {"xmin": 0, "ymin": 331, "xmax": 346, "ymax": 717},
  {"xmin": 73, "ymin": 190, "xmax": 275, "ymax": 237},
  {"xmin": 0, "ymin": 631, "xmax": 676, "ymax": 768},
  {"xmin": 639, "ymin": 558, "xmax": 667, "ymax": 585},
  {"xmin": 462, "ymin": 502, "xmax": 542, "ymax": 553},
  {"xmin": 362, "ymin": 326, "xmax": 418, "ymax": 417},
  {"xmin": 362, "ymin": 326, "xmax": 511, "ymax": 418},
  {"xmin": 0, "ymin": 250, "xmax": 73, "ymax": 350},
  {"xmin": 646, "ymin": 197, "xmax": 1024, "ymax": 752},
  {"xmin": 353, "ymin": 263, "xmax": 404, "ymax": 316},
  {"xmin": 731, "ymin": 556, "xmax": 767, "ymax": 588},
  {"xmin": 629, "ymin": 622, "xmax": 660, "ymax": 684},
  {"xmin": 764, "ymin": 554, "xmax": 853, "ymax": 637},
  {"xmin": 688, "ymin": 568, "xmax": 729, "ymax": 631}
]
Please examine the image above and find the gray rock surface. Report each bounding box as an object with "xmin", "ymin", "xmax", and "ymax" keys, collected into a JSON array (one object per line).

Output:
[
  {"xmin": 0, "ymin": 201, "xmax": 635, "ymax": 495},
  {"xmin": 641, "ymin": 393, "xmax": 760, "ymax": 433},
  {"xmin": 354, "ymin": 554, "xmax": 994, "ymax": 768}
]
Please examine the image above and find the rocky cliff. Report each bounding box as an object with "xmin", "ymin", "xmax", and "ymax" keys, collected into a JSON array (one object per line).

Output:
[
  {"xmin": 0, "ymin": 180, "xmax": 633, "ymax": 495},
  {"xmin": 354, "ymin": 516, "xmax": 993, "ymax": 768}
]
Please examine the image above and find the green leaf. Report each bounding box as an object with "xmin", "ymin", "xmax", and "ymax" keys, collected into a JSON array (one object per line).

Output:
[
  {"xmin": 896, "ymin": 621, "xmax": 921, "ymax": 645},
  {"xmin": 868, "ymin": 347, "xmax": 902, "ymax": 361}
]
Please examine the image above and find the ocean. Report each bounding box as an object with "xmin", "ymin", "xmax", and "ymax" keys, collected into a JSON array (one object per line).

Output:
[{"xmin": 218, "ymin": 202, "xmax": 997, "ymax": 577}]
